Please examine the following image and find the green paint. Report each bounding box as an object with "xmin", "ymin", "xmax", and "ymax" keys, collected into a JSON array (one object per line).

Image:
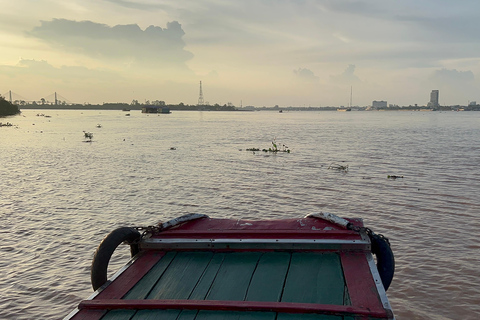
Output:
[
  {"xmin": 189, "ymin": 253, "xmax": 226, "ymax": 300},
  {"xmin": 100, "ymin": 309, "xmax": 135, "ymax": 320},
  {"xmin": 246, "ymin": 252, "xmax": 291, "ymax": 302},
  {"xmin": 123, "ymin": 251, "xmax": 177, "ymax": 299},
  {"xmin": 277, "ymin": 313, "xmax": 342, "ymax": 320},
  {"xmin": 282, "ymin": 253, "xmax": 345, "ymax": 305},
  {"xmin": 206, "ymin": 252, "xmax": 262, "ymax": 301},
  {"xmin": 195, "ymin": 311, "xmax": 275, "ymax": 320},
  {"xmin": 131, "ymin": 309, "xmax": 180, "ymax": 320},
  {"xmin": 147, "ymin": 252, "xmax": 214, "ymax": 300}
]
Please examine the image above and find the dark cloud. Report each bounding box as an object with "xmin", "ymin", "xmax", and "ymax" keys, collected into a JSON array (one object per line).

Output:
[
  {"xmin": 330, "ymin": 64, "xmax": 361, "ymax": 84},
  {"xmin": 294, "ymin": 68, "xmax": 319, "ymax": 82},
  {"xmin": 28, "ymin": 19, "xmax": 193, "ymax": 67}
]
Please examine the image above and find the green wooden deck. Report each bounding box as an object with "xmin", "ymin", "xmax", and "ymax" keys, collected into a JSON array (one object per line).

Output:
[{"xmin": 99, "ymin": 251, "xmax": 361, "ymax": 320}]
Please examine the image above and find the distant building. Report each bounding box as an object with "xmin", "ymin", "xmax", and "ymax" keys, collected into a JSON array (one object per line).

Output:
[
  {"xmin": 427, "ymin": 90, "xmax": 439, "ymax": 108},
  {"xmin": 372, "ymin": 100, "xmax": 387, "ymax": 109},
  {"xmin": 469, "ymin": 101, "xmax": 477, "ymax": 106}
]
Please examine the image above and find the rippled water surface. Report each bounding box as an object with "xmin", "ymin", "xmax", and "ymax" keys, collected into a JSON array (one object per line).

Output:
[{"xmin": 1, "ymin": 110, "xmax": 479, "ymax": 319}]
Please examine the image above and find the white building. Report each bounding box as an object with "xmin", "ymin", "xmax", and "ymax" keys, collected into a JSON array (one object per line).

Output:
[
  {"xmin": 427, "ymin": 90, "xmax": 439, "ymax": 108},
  {"xmin": 372, "ymin": 100, "xmax": 387, "ymax": 109}
]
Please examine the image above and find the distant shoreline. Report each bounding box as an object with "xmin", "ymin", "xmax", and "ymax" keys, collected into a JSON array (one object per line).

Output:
[
  {"xmin": 14, "ymin": 102, "xmax": 480, "ymax": 112},
  {"xmin": 19, "ymin": 103, "xmax": 238, "ymax": 112}
]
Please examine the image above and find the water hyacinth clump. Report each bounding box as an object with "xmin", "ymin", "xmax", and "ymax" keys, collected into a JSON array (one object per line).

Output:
[{"xmin": 246, "ymin": 139, "xmax": 290, "ymax": 153}]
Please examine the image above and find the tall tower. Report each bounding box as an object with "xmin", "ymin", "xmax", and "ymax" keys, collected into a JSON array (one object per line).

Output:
[
  {"xmin": 197, "ymin": 81, "xmax": 204, "ymax": 105},
  {"xmin": 428, "ymin": 90, "xmax": 439, "ymax": 108}
]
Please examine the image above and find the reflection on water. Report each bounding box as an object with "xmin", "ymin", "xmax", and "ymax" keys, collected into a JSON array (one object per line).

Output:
[{"xmin": 1, "ymin": 110, "xmax": 479, "ymax": 319}]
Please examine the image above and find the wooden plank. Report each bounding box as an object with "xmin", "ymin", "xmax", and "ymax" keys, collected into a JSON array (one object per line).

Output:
[
  {"xmin": 343, "ymin": 285, "xmax": 351, "ymax": 306},
  {"xmin": 246, "ymin": 252, "xmax": 291, "ymax": 302},
  {"xmin": 80, "ymin": 299, "xmax": 389, "ymax": 318},
  {"xmin": 132, "ymin": 309, "xmax": 181, "ymax": 320},
  {"xmin": 195, "ymin": 310, "xmax": 275, "ymax": 320},
  {"xmin": 98, "ymin": 309, "xmax": 135, "ymax": 320},
  {"xmin": 189, "ymin": 253, "xmax": 225, "ymax": 300},
  {"xmin": 277, "ymin": 313, "xmax": 341, "ymax": 320},
  {"xmin": 153, "ymin": 230, "xmax": 361, "ymax": 240},
  {"xmin": 69, "ymin": 309, "xmax": 106, "ymax": 320},
  {"xmin": 281, "ymin": 253, "xmax": 345, "ymax": 305},
  {"xmin": 96, "ymin": 251, "xmax": 166, "ymax": 300},
  {"xmin": 147, "ymin": 251, "xmax": 214, "ymax": 299},
  {"xmin": 206, "ymin": 252, "xmax": 262, "ymax": 301},
  {"xmin": 123, "ymin": 251, "xmax": 177, "ymax": 299},
  {"xmin": 177, "ymin": 310, "xmax": 199, "ymax": 320},
  {"xmin": 340, "ymin": 252, "xmax": 384, "ymax": 310},
  {"xmin": 195, "ymin": 310, "xmax": 238, "ymax": 320}
]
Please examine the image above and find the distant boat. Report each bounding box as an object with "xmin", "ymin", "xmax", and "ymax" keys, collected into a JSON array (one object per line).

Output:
[
  {"xmin": 125, "ymin": 113, "xmax": 130, "ymax": 116},
  {"xmin": 142, "ymin": 106, "xmax": 171, "ymax": 114},
  {"xmin": 279, "ymin": 110, "xmax": 283, "ymax": 113},
  {"xmin": 338, "ymin": 86, "xmax": 353, "ymax": 111},
  {"xmin": 122, "ymin": 108, "xmax": 130, "ymax": 112}
]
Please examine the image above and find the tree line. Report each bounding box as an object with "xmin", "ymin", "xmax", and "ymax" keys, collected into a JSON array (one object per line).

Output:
[{"xmin": 0, "ymin": 96, "xmax": 21, "ymax": 116}]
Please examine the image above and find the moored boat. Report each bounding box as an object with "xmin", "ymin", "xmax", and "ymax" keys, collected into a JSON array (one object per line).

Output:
[{"xmin": 65, "ymin": 213, "xmax": 395, "ymax": 320}]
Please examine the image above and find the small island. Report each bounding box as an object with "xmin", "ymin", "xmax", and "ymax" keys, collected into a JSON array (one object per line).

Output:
[{"xmin": 0, "ymin": 96, "xmax": 21, "ymax": 117}]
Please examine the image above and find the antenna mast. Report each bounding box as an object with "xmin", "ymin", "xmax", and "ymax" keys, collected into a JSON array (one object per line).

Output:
[{"xmin": 197, "ymin": 81, "xmax": 204, "ymax": 105}]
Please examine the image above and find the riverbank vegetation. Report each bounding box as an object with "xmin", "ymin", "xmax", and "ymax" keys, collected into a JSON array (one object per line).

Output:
[
  {"xmin": 0, "ymin": 96, "xmax": 21, "ymax": 117},
  {"xmin": 19, "ymin": 101, "xmax": 236, "ymax": 111}
]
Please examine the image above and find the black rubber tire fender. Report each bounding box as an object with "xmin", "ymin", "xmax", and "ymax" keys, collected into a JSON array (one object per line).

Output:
[
  {"xmin": 371, "ymin": 233, "xmax": 395, "ymax": 291},
  {"xmin": 90, "ymin": 227, "xmax": 141, "ymax": 291}
]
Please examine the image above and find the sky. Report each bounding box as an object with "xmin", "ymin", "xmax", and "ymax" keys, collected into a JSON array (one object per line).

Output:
[{"xmin": 1, "ymin": 0, "xmax": 480, "ymax": 107}]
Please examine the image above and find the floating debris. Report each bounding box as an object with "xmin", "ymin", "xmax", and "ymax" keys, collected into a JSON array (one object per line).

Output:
[
  {"xmin": 388, "ymin": 175, "xmax": 404, "ymax": 179},
  {"xmin": 328, "ymin": 163, "xmax": 349, "ymax": 172},
  {"xmin": 83, "ymin": 131, "xmax": 93, "ymax": 142},
  {"xmin": 170, "ymin": 147, "xmax": 176, "ymax": 150},
  {"xmin": 246, "ymin": 139, "xmax": 290, "ymax": 153},
  {"xmin": 36, "ymin": 113, "xmax": 51, "ymax": 118}
]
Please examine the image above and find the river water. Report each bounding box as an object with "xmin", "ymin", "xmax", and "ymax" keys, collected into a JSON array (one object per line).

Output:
[{"xmin": 1, "ymin": 109, "xmax": 479, "ymax": 319}]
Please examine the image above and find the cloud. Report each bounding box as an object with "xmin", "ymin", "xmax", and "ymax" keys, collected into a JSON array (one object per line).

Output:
[
  {"xmin": 0, "ymin": 59, "xmax": 119, "ymax": 81},
  {"xmin": 103, "ymin": 0, "xmax": 169, "ymax": 11},
  {"xmin": 27, "ymin": 19, "xmax": 193, "ymax": 68},
  {"xmin": 294, "ymin": 68, "xmax": 319, "ymax": 83},
  {"xmin": 330, "ymin": 64, "xmax": 361, "ymax": 84},
  {"xmin": 0, "ymin": 59, "xmax": 127, "ymax": 103},
  {"xmin": 431, "ymin": 68, "xmax": 474, "ymax": 83},
  {"xmin": 429, "ymin": 68, "xmax": 476, "ymax": 97}
]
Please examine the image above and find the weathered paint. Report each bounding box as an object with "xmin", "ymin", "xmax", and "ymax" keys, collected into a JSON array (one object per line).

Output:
[{"xmin": 66, "ymin": 216, "xmax": 394, "ymax": 320}]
